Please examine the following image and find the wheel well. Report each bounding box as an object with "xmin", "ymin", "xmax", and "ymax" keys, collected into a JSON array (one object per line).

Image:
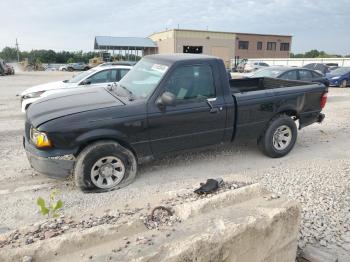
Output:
[
  {"xmin": 278, "ymin": 110, "xmax": 298, "ymax": 120},
  {"xmin": 75, "ymin": 138, "xmax": 137, "ymax": 160},
  {"xmin": 260, "ymin": 110, "xmax": 298, "ymax": 138}
]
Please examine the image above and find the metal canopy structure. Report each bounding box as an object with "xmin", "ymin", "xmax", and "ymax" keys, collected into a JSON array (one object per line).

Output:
[
  {"xmin": 94, "ymin": 36, "xmax": 157, "ymax": 49},
  {"xmin": 94, "ymin": 36, "xmax": 157, "ymax": 61}
]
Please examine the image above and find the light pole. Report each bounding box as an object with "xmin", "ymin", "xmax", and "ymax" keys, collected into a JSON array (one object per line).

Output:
[{"xmin": 15, "ymin": 38, "xmax": 20, "ymax": 62}]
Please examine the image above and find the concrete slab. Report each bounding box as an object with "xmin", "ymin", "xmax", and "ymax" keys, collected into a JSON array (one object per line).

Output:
[{"xmin": 0, "ymin": 182, "xmax": 301, "ymax": 262}]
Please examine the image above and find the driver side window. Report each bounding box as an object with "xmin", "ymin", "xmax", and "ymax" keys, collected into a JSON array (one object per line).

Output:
[
  {"xmin": 87, "ymin": 70, "xmax": 111, "ymax": 84},
  {"xmin": 164, "ymin": 64, "xmax": 215, "ymax": 101}
]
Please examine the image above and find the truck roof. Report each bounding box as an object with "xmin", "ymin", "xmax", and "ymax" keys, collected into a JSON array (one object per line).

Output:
[{"xmin": 144, "ymin": 54, "xmax": 219, "ymax": 63}]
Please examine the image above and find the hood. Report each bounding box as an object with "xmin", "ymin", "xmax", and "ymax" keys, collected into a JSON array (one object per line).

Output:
[
  {"xmin": 21, "ymin": 81, "xmax": 73, "ymax": 96},
  {"xmin": 26, "ymin": 87, "xmax": 124, "ymax": 127},
  {"xmin": 326, "ymin": 72, "xmax": 340, "ymax": 79}
]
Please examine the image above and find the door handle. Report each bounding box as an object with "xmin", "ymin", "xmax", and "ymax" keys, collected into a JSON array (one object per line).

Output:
[
  {"xmin": 210, "ymin": 108, "xmax": 219, "ymax": 113},
  {"xmin": 209, "ymin": 106, "xmax": 224, "ymax": 113}
]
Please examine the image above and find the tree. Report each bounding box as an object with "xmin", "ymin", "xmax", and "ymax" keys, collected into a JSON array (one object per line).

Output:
[
  {"xmin": 0, "ymin": 47, "xmax": 18, "ymax": 61},
  {"xmin": 67, "ymin": 57, "xmax": 75, "ymax": 63},
  {"xmin": 0, "ymin": 47, "xmax": 101, "ymax": 64},
  {"xmin": 290, "ymin": 50, "xmax": 344, "ymax": 59}
]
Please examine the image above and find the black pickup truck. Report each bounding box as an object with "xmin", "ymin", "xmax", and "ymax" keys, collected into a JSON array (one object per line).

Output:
[{"xmin": 24, "ymin": 54, "xmax": 328, "ymax": 192}]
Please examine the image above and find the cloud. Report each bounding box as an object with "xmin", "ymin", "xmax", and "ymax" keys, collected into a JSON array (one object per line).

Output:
[{"xmin": 0, "ymin": 0, "xmax": 349, "ymax": 54}]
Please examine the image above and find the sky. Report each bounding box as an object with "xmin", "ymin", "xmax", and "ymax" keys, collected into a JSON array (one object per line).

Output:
[{"xmin": 1, "ymin": 0, "xmax": 349, "ymax": 55}]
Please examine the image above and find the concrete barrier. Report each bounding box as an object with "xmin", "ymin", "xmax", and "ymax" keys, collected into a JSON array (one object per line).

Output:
[{"xmin": 0, "ymin": 183, "xmax": 301, "ymax": 262}]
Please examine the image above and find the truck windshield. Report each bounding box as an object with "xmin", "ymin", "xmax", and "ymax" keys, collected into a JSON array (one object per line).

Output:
[{"xmin": 117, "ymin": 59, "xmax": 169, "ymax": 99}]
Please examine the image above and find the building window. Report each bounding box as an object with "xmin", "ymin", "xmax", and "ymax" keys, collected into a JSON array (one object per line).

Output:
[
  {"xmin": 257, "ymin": 41, "xmax": 263, "ymax": 50},
  {"xmin": 280, "ymin": 43, "xmax": 290, "ymax": 51},
  {"xmin": 183, "ymin": 46, "xmax": 203, "ymax": 54},
  {"xmin": 267, "ymin": 42, "xmax": 276, "ymax": 51},
  {"xmin": 238, "ymin": 41, "xmax": 249, "ymax": 50}
]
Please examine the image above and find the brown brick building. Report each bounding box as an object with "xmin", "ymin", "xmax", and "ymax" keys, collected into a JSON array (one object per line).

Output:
[{"xmin": 148, "ymin": 29, "xmax": 292, "ymax": 67}]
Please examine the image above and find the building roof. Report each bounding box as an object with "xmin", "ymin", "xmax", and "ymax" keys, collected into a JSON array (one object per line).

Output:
[
  {"xmin": 94, "ymin": 36, "xmax": 157, "ymax": 50},
  {"xmin": 149, "ymin": 28, "xmax": 292, "ymax": 38}
]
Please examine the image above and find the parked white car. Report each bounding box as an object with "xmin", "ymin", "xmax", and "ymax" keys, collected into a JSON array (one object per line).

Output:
[
  {"xmin": 244, "ymin": 62, "xmax": 269, "ymax": 72},
  {"xmin": 20, "ymin": 65, "xmax": 131, "ymax": 112}
]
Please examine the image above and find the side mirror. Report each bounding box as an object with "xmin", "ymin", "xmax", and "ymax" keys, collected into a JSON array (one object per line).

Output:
[
  {"xmin": 156, "ymin": 92, "xmax": 176, "ymax": 108},
  {"xmin": 81, "ymin": 79, "xmax": 91, "ymax": 85}
]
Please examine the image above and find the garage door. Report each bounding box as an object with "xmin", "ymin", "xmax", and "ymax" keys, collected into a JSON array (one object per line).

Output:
[{"xmin": 211, "ymin": 46, "xmax": 231, "ymax": 68}]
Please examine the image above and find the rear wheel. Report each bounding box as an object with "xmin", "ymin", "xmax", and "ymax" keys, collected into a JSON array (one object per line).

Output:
[
  {"xmin": 74, "ymin": 141, "xmax": 137, "ymax": 192},
  {"xmin": 340, "ymin": 80, "xmax": 347, "ymax": 88},
  {"xmin": 258, "ymin": 114, "xmax": 297, "ymax": 158},
  {"xmin": 68, "ymin": 67, "xmax": 74, "ymax": 72}
]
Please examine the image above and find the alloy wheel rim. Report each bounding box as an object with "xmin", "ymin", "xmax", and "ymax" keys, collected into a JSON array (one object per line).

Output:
[
  {"xmin": 272, "ymin": 125, "xmax": 292, "ymax": 150},
  {"xmin": 90, "ymin": 156, "xmax": 125, "ymax": 189}
]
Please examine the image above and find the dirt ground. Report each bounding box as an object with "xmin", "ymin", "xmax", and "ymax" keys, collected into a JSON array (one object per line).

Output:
[{"xmin": 0, "ymin": 71, "xmax": 349, "ymax": 255}]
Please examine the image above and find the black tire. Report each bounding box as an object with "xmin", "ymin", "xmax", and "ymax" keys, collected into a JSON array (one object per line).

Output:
[
  {"xmin": 84, "ymin": 67, "xmax": 90, "ymax": 71},
  {"xmin": 68, "ymin": 67, "xmax": 74, "ymax": 72},
  {"xmin": 258, "ymin": 114, "xmax": 297, "ymax": 158},
  {"xmin": 74, "ymin": 141, "xmax": 137, "ymax": 192},
  {"xmin": 340, "ymin": 80, "xmax": 347, "ymax": 88}
]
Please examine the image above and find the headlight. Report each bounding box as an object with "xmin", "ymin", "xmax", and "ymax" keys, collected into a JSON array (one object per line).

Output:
[
  {"xmin": 331, "ymin": 76, "xmax": 340, "ymax": 80},
  {"xmin": 23, "ymin": 91, "xmax": 45, "ymax": 99},
  {"xmin": 30, "ymin": 127, "xmax": 52, "ymax": 148}
]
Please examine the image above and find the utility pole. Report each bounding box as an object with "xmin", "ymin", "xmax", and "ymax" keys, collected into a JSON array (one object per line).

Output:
[{"xmin": 15, "ymin": 38, "xmax": 20, "ymax": 62}]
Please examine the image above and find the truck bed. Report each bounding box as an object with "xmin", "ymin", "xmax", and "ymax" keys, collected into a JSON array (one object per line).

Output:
[
  {"xmin": 229, "ymin": 77, "xmax": 313, "ymax": 93},
  {"xmin": 229, "ymin": 77, "xmax": 327, "ymax": 141}
]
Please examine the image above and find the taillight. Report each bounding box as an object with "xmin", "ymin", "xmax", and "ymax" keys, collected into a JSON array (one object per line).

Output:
[{"xmin": 320, "ymin": 92, "xmax": 328, "ymax": 109}]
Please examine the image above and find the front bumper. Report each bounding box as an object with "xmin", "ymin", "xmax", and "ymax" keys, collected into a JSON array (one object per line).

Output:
[
  {"xmin": 327, "ymin": 79, "xmax": 341, "ymax": 86},
  {"xmin": 24, "ymin": 138, "xmax": 75, "ymax": 179}
]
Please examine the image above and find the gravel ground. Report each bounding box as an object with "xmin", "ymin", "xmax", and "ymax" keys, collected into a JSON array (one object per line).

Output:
[{"xmin": 0, "ymin": 71, "xmax": 349, "ymax": 258}]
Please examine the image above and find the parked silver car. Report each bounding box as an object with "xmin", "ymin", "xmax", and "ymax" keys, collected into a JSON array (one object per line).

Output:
[{"xmin": 59, "ymin": 62, "xmax": 90, "ymax": 71}]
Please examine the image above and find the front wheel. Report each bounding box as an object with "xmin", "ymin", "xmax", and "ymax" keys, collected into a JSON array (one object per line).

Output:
[
  {"xmin": 258, "ymin": 114, "xmax": 297, "ymax": 158},
  {"xmin": 340, "ymin": 80, "xmax": 347, "ymax": 88},
  {"xmin": 74, "ymin": 141, "xmax": 137, "ymax": 192}
]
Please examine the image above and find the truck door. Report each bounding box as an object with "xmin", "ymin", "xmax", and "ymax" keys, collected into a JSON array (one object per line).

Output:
[{"xmin": 147, "ymin": 63, "xmax": 227, "ymax": 156}]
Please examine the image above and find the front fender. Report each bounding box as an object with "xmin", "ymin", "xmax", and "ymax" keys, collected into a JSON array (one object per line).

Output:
[{"xmin": 75, "ymin": 128, "xmax": 129, "ymax": 145}]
